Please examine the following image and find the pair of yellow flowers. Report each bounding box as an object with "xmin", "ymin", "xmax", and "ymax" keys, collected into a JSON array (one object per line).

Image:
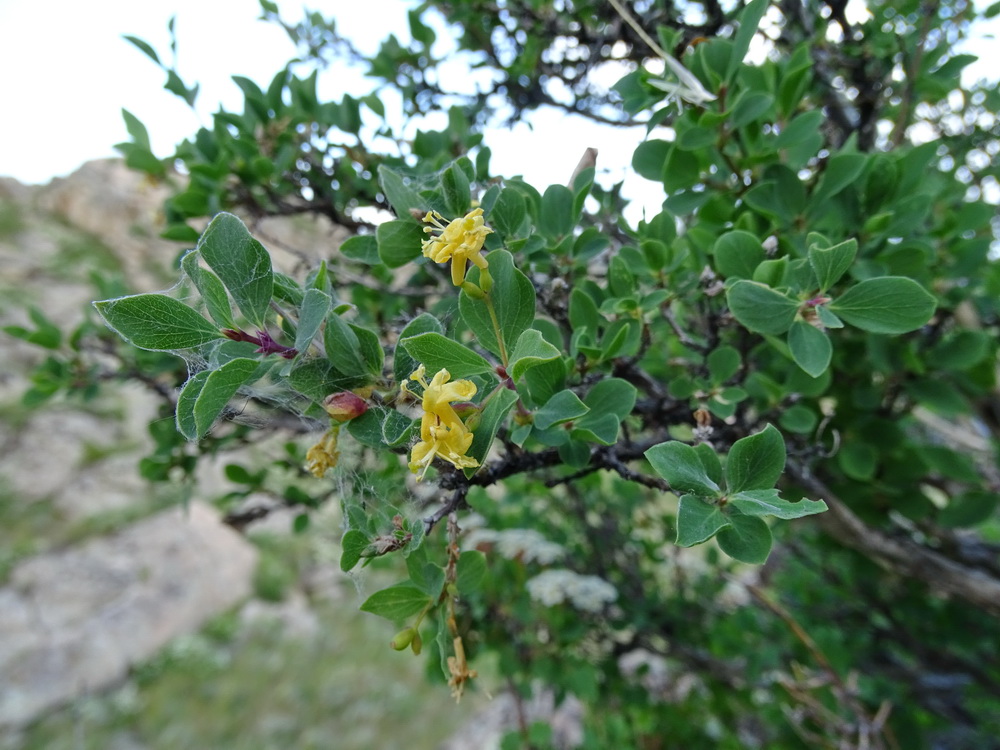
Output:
[
  {"xmin": 308, "ymin": 209, "xmax": 490, "ymax": 479},
  {"xmin": 408, "ymin": 208, "xmax": 493, "ymax": 478}
]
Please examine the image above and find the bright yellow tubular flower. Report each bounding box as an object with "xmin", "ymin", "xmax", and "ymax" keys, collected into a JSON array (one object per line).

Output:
[
  {"xmin": 407, "ymin": 366, "xmax": 480, "ymax": 479},
  {"xmin": 421, "ymin": 208, "xmax": 493, "ymax": 286}
]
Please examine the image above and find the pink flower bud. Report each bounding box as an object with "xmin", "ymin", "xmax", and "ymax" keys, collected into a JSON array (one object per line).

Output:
[{"xmin": 323, "ymin": 391, "xmax": 368, "ymax": 422}]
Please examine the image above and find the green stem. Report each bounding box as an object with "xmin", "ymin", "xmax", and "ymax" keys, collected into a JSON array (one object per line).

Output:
[
  {"xmin": 483, "ymin": 295, "xmax": 509, "ymax": 368},
  {"xmin": 479, "ymin": 383, "xmax": 506, "ymax": 410}
]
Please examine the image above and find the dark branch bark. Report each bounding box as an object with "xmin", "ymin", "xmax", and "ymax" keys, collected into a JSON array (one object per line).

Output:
[{"xmin": 789, "ymin": 463, "xmax": 1000, "ymax": 619}]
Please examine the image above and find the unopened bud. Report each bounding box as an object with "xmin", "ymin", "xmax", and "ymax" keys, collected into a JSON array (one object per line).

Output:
[
  {"xmin": 323, "ymin": 391, "xmax": 368, "ymax": 422},
  {"xmin": 453, "ymin": 402, "xmax": 479, "ymax": 420},
  {"xmin": 463, "ymin": 411, "xmax": 482, "ymax": 432},
  {"xmin": 479, "ymin": 266, "xmax": 494, "ymax": 294},
  {"xmin": 410, "ymin": 629, "xmax": 423, "ymax": 655},
  {"xmin": 461, "ymin": 281, "xmax": 486, "ymax": 300},
  {"xmin": 391, "ymin": 627, "xmax": 416, "ymax": 651},
  {"xmin": 513, "ymin": 411, "xmax": 533, "ymax": 426}
]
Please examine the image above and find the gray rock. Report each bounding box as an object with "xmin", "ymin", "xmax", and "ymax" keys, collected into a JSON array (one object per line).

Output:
[
  {"xmin": 441, "ymin": 687, "xmax": 584, "ymax": 750},
  {"xmin": 0, "ymin": 501, "xmax": 256, "ymax": 728}
]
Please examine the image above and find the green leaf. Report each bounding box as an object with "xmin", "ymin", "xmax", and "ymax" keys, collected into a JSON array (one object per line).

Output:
[
  {"xmin": 394, "ymin": 313, "xmax": 444, "ymax": 385},
  {"xmin": 677, "ymin": 125, "xmax": 716, "ymax": 151},
  {"xmin": 569, "ymin": 287, "xmax": 602, "ymax": 337},
  {"xmin": 509, "ymin": 329, "xmax": 561, "ymax": 381},
  {"xmin": 339, "ymin": 234, "xmax": 380, "ymax": 264},
  {"xmin": 360, "ymin": 584, "xmax": 432, "ymax": 621},
  {"xmin": 340, "ymin": 529, "xmax": 369, "ymax": 572},
  {"xmin": 174, "ymin": 371, "xmax": 208, "ymax": 441},
  {"xmin": 465, "ymin": 387, "xmax": 519, "ymax": 474},
  {"xmin": 810, "ymin": 153, "xmax": 867, "ymax": 207},
  {"xmin": 632, "ymin": 139, "xmax": 670, "ymax": 182},
  {"xmin": 4, "ymin": 307, "xmax": 62, "ymax": 349},
  {"xmin": 456, "ymin": 550, "xmax": 488, "ymax": 594},
  {"xmin": 400, "ymin": 332, "xmax": 494, "ymax": 379},
  {"xmin": 534, "ymin": 390, "xmax": 590, "ymax": 430},
  {"xmin": 662, "ymin": 147, "xmax": 700, "ymax": 191},
  {"xmin": 377, "ymin": 220, "xmax": 424, "ymax": 268},
  {"xmin": 726, "ymin": 0, "xmax": 770, "ymax": 83},
  {"xmin": 809, "ymin": 238, "xmax": 857, "ymax": 292},
  {"xmin": 716, "ymin": 514, "xmax": 772, "ymax": 563},
  {"xmin": 406, "ymin": 548, "xmax": 445, "ymax": 596},
  {"xmin": 346, "ymin": 406, "xmax": 388, "ymax": 448},
  {"xmin": 94, "ymin": 293, "xmax": 223, "ymax": 351},
  {"xmin": 930, "ymin": 330, "xmax": 992, "ymax": 371},
  {"xmin": 324, "ymin": 312, "xmax": 367, "ymax": 376},
  {"xmin": 695, "ymin": 443, "xmax": 723, "ymax": 486},
  {"xmin": 176, "ymin": 358, "xmax": 259, "ymax": 440},
  {"xmin": 775, "ymin": 110, "xmax": 824, "ymax": 149},
  {"xmin": 753, "ymin": 257, "xmax": 789, "ymax": 287},
  {"xmin": 788, "ymin": 321, "xmax": 832, "ymax": 378},
  {"xmin": 459, "ymin": 250, "xmax": 536, "ymax": 359},
  {"xmin": 382, "ymin": 409, "xmax": 416, "ymax": 447},
  {"xmin": 675, "ymin": 495, "xmax": 729, "ymax": 546},
  {"xmin": 938, "ymin": 491, "xmax": 999, "ymax": 528},
  {"xmin": 726, "ymin": 281, "xmax": 799, "ymax": 334},
  {"xmin": 779, "ymin": 405, "xmax": 818, "ymax": 434},
  {"xmin": 378, "ymin": 165, "xmax": 423, "ymax": 219},
  {"xmin": 489, "ymin": 187, "xmax": 527, "ymax": 239},
  {"xmin": 294, "ymin": 289, "xmax": 331, "ymax": 353},
  {"xmin": 540, "ymin": 184, "xmax": 574, "ymax": 238},
  {"xmin": 729, "ymin": 489, "xmax": 827, "ymax": 519},
  {"xmin": 646, "ymin": 441, "xmax": 721, "ymax": 496},
  {"xmin": 181, "ymin": 251, "xmax": 236, "ymax": 329},
  {"xmin": 122, "ymin": 35, "xmax": 161, "ymax": 66},
  {"xmin": 707, "ymin": 346, "xmax": 741, "ymax": 384},
  {"xmin": 829, "ymin": 277, "xmax": 936, "ymax": 334},
  {"xmin": 352, "ymin": 324, "xmax": 384, "ymax": 375},
  {"xmin": 729, "ymin": 91, "xmax": 773, "ymax": 128},
  {"xmin": 726, "ymin": 424, "xmax": 785, "ymax": 493},
  {"xmin": 196, "ymin": 213, "xmax": 273, "ymax": 328},
  {"xmin": 571, "ymin": 378, "xmax": 637, "ymax": 445},
  {"xmin": 816, "ymin": 306, "xmax": 844, "ymax": 329},
  {"xmin": 121, "ymin": 108, "xmax": 153, "ymax": 149},
  {"xmin": 442, "ymin": 163, "xmax": 471, "ymax": 216},
  {"xmin": 714, "ymin": 231, "xmax": 765, "ymax": 279},
  {"xmin": 524, "ymin": 357, "xmax": 567, "ymax": 407},
  {"xmin": 839, "ymin": 442, "xmax": 877, "ymax": 480}
]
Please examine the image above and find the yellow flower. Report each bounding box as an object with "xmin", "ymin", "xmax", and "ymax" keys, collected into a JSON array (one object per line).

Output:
[
  {"xmin": 407, "ymin": 366, "xmax": 480, "ymax": 479},
  {"xmin": 306, "ymin": 427, "xmax": 340, "ymax": 477},
  {"xmin": 421, "ymin": 208, "xmax": 493, "ymax": 286}
]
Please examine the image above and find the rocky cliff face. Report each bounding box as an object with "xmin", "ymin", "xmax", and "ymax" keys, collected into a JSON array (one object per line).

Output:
[{"xmin": 0, "ymin": 161, "xmax": 264, "ymax": 732}]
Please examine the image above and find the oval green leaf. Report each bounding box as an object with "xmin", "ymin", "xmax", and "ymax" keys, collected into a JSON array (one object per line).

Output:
[
  {"xmin": 829, "ymin": 276, "xmax": 936, "ymax": 334},
  {"xmin": 726, "ymin": 280, "xmax": 799, "ymax": 334},
  {"xmin": 94, "ymin": 293, "xmax": 224, "ymax": 351},
  {"xmin": 788, "ymin": 321, "xmax": 832, "ymax": 378}
]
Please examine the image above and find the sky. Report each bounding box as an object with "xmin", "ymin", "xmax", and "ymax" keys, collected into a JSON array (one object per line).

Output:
[
  {"xmin": 1, "ymin": 0, "xmax": 997, "ymax": 208},
  {"xmin": 0, "ymin": 0, "xmax": 644, "ymax": 197}
]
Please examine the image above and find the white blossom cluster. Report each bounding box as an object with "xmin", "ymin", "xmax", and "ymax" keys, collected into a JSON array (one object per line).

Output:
[
  {"xmin": 526, "ymin": 569, "xmax": 618, "ymax": 613},
  {"xmin": 465, "ymin": 527, "xmax": 566, "ymax": 564}
]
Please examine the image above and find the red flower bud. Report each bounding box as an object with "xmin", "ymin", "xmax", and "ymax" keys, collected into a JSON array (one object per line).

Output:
[{"xmin": 323, "ymin": 391, "xmax": 369, "ymax": 422}]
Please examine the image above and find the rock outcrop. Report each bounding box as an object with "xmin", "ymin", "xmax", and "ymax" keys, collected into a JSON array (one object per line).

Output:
[{"xmin": 0, "ymin": 502, "xmax": 256, "ymax": 728}]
